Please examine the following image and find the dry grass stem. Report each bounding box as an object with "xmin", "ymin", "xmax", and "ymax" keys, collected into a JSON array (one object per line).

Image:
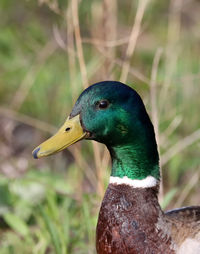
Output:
[
  {"xmin": 160, "ymin": 116, "xmax": 182, "ymax": 149},
  {"xmin": 10, "ymin": 40, "xmax": 57, "ymax": 111},
  {"xmin": 38, "ymin": 0, "xmax": 60, "ymax": 14},
  {"xmin": 53, "ymin": 25, "xmax": 77, "ymax": 57},
  {"xmin": 174, "ymin": 170, "xmax": 200, "ymax": 208},
  {"xmin": 162, "ymin": 128, "xmax": 200, "ymax": 166},
  {"xmin": 101, "ymin": 0, "xmax": 117, "ymax": 79},
  {"xmin": 150, "ymin": 48, "xmax": 163, "ymax": 200},
  {"xmin": 101, "ymin": 148, "xmax": 110, "ymax": 179},
  {"xmin": 53, "ymin": 25, "xmax": 150, "ymax": 84},
  {"xmin": 97, "ymin": 47, "xmax": 150, "ymax": 84},
  {"xmin": 71, "ymin": 0, "xmax": 88, "ymax": 89},
  {"xmin": 93, "ymin": 142, "xmax": 104, "ymax": 197},
  {"xmin": 53, "ymin": 25, "xmax": 67, "ymax": 51},
  {"xmin": 120, "ymin": 0, "xmax": 150, "ymax": 83},
  {"xmin": 65, "ymin": 8, "xmax": 78, "ymax": 102},
  {"xmin": 150, "ymin": 48, "xmax": 163, "ymax": 148},
  {"xmin": 0, "ymin": 106, "xmax": 57, "ymax": 134},
  {"xmin": 82, "ymin": 37, "xmax": 130, "ymax": 47},
  {"xmin": 73, "ymin": 146, "xmax": 97, "ymax": 190},
  {"xmin": 160, "ymin": 0, "xmax": 183, "ymax": 112}
]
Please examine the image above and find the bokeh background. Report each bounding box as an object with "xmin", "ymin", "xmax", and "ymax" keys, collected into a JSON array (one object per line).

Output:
[{"xmin": 0, "ymin": 0, "xmax": 200, "ymax": 253}]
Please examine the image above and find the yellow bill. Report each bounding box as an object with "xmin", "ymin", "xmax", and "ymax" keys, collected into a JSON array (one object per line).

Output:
[{"xmin": 32, "ymin": 114, "xmax": 86, "ymax": 159}]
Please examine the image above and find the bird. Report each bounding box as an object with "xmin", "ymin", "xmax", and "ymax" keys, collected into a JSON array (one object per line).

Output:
[{"xmin": 33, "ymin": 81, "xmax": 200, "ymax": 254}]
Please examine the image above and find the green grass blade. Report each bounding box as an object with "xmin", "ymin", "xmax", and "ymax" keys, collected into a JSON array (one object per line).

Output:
[
  {"xmin": 39, "ymin": 206, "xmax": 62, "ymax": 254},
  {"xmin": 4, "ymin": 213, "xmax": 29, "ymax": 237}
]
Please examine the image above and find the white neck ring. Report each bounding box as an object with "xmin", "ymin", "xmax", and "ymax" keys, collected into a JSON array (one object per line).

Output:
[{"xmin": 109, "ymin": 175, "xmax": 158, "ymax": 188}]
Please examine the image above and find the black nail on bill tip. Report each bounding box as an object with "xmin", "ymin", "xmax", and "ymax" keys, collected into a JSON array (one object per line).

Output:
[{"xmin": 33, "ymin": 147, "xmax": 40, "ymax": 159}]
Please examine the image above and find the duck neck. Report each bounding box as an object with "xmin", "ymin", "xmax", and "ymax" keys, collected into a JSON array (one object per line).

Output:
[{"xmin": 108, "ymin": 136, "xmax": 160, "ymax": 187}]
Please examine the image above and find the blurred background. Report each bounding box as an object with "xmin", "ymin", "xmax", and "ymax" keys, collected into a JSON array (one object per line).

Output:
[{"xmin": 0, "ymin": 0, "xmax": 200, "ymax": 253}]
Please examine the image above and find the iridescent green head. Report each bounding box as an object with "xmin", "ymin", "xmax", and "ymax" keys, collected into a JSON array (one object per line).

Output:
[{"xmin": 33, "ymin": 81, "xmax": 160, "ymax": 181}]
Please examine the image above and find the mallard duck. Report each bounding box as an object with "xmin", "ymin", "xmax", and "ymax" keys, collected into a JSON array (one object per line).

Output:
[{"xmin": 33, "ymin": 81, "xmax": 200, "ymax": 254}]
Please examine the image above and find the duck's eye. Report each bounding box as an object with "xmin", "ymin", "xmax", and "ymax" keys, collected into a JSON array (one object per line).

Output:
[{"xmin": 97, "ymin": 100, "xmax": 109, "ymax": 109}]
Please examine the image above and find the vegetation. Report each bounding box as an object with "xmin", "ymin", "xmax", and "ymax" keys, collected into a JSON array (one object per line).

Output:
[{"xmin": 0, "ymin": 0, "xmax": 200, "ymax": 253}]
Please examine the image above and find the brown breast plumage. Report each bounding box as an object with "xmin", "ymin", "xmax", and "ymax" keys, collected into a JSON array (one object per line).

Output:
[{"xmin": 96, "ymin": 184, "xmax": 175, "ymax": 254}]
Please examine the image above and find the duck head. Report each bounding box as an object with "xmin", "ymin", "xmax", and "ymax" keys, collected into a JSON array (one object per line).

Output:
[{"xmin": 33, "ymin": 81, "xmax": 160, "ymax": 181}]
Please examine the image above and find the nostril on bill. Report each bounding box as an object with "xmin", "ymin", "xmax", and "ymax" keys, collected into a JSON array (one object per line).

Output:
[{"xmin": 65, "ymin": 127, "xmax": 71, "ymax": 132}]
